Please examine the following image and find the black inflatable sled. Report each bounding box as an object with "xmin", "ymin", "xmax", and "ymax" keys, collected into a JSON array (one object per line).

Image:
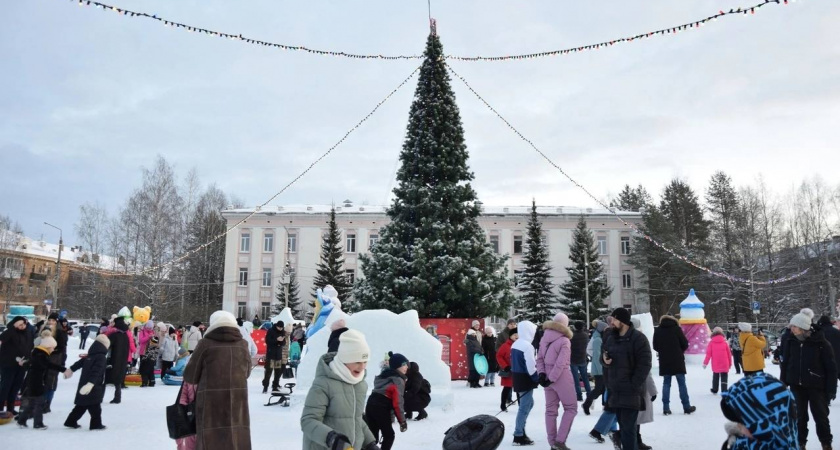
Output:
[{"xmin": 443, "ymin": 414, "xmax": 505, "ymax": 450}]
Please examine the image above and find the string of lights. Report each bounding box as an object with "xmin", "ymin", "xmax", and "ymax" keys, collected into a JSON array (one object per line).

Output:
[
  {"xmin": 133, "ymin": 65, "xmax": 421, "ymax": 276},
  {"xmin": 62, "ymin": 0, "xmax": 795, "ymax": 62},
  {"xmin": 444, "ymin": 62, "xmax": 810, "ymax": 286}
]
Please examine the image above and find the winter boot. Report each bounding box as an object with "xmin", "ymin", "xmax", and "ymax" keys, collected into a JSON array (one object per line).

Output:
[
  {"xmin": 64, "ymin": 421, "xmax": 81, "ymax": 429},
  {"xmin": 406, "ymin": 412, "xmax": 413, "ymax": 420},
  {"xmin": 581, "ymin": 399, "xmax": 591, "ymax": 415},
  {"xmin": 551, "ymin": 443, "xmax": 571, "ymax": 450},
  {"xmin": 684, "ymin": 406, "xmax": 696, "ymax": 414},
  {"xmin": 513, "ymin": 434, "xmax": 535, "ymax": 446},
  {"xmin": 262, "ymin": 385, "xmax": 268, "ymax": 394},
  {"xmin": 637, "ymin": 425, "xmax": 652, "ymax": 450},
  {"xmin": 609, "ymin": 431, "xmax": 622, "ymax": 450},
  {"xmin": 821, "ymin": 443, "xmax": 832, "ymax": 450},
  {"xmin": 415, "ymin": 410, "xmax": 428, "ymax": 421},
  {"xmin": 588, "ymin": 430, "xmax": 605, "ymax": 443},
  {"xmin": 663, "ymin": 409, "xmax": 672, "ymax": 415},
  {"xmin": 721, "ymin": 382, "xmax": 728, "ymax": 392}
]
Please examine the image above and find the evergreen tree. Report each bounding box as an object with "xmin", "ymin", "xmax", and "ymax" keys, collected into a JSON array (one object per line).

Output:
[
  {"xmin": 311, "ymin": 207, "xmax": 352, "ymax": 310},
  {"xmin": 558, "ymin": 217, "xmax": 613, "ymax": 322},
  {"xmin": 610, "ymin": 184, "xmax": 653, "ymax": 212},
  {"xmin": 515, "ymin": 201, "xmax": 558, "ymax": 323},
  {"xmin": 627, "ymin": 205, "xmax": 681, "ymax": 319},
  {"xmin": 275, "ymin": 271, "xmax": 302, "ymax": 319},
  {"xmin": 706, "ymin": 171, "xmax": 743, "ymax": 322},
  {"xmin": 355, "ymin": 34, "xmax": 513, "ymax": 318}
]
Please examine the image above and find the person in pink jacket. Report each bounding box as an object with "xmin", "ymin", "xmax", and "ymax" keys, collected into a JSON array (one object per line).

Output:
[
  {"xmin": 703, "ymin": 327, "xmax": 733, "ymax": 394},
  {"xmin": 138, "ymin": 321, "xmax": 155, "ymax": 356},
  {"xmin": 536, "ymin": 312, "xmax": 577, "ymax": 450}
]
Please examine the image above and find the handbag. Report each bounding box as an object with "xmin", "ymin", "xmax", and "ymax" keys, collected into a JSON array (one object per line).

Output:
[
  {"xmin": 282, "ymin": 366, "xmax": 295, "ymax": 379},
  {"xmin": 166, "ymin": 383, "xmax": 196, "ymax": 439}
]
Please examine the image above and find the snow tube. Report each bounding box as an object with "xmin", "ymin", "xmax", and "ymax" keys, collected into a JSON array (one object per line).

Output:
[
  {"xmin": 162, "ymin": 375, "xmax": 183, "ymax": 386},
  {"xmin": 125, "ymin": 374, "xmax": 142, "ymax": 386},
  {"xmin": 474, "ymin": 354, "xmax": 488, "ymax": 376},
  {"xmin": 443, "ymin": 415, "xmax": 505, "ymax": 450},
  {"xmin": 0, "ymin": 411, "xmax": 13, "ymax": 426}
]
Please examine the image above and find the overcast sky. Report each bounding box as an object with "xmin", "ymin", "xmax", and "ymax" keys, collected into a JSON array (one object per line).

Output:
[{"xmin": 1, "ymin": 0, "xmax": 838, "ymax": 244}]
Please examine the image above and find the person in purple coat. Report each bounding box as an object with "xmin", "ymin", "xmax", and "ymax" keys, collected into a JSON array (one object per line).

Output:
[{"xmin": 536, "ymin": 313, "xmax": 577, "ymax": 450}]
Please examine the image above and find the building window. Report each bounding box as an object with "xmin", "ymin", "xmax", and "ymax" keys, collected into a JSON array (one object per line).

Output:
[
  {"xmin": 620, "ymin": 236, "xmax": 631, "ymax": 255},
  {"xmin": 345, "ymin": 269, "xmax": 356, "ymax": 284},
  {"xmin": 28, "ymin": 286, "xmax": 34, "ymax": 295},
  {"xmin": 238, "ymin": 268, "xmax": 248, "ymax": 286},
  {"xmin": 597, "ymin": 236, "xmax": 608, "ymax": 255},
  {"xmin": 623, "ymin": 304, "xmax": 633, "ymax": 314},
  {"xmin": 489, "ymin": 235, "xmax": 500, "ymax": 254},
  {"xmin": 237, "ymin": 302, "xmax": 247, "ymax": 318},
  {"xmin": 287, "ymin": 234, "xmax": 297, "ymax": 253},
  {"xmin": 34, "ymin": 287, "xmax": 39, "ymax": 296},
  {"xmin": 262, "ymin": 268, "xmax": 272, "ymax": 287},
  {"xmin": 264, "ymin": 233, "xmax": 274, "ymax": 252},
  {"xmin": 513, "ymin": 235, "xmax": 523, "ymax": 254},
  {"xmin": 369, "ymin": 234, "xmax": 379, "ymax": 249},
  {"xmin": 16, "ymin": 284, "xmax": 23, "ymax": 295},
  {"xmin": 261, "ymin": 302, "xmax": 271, "ymax": 319},
  {"xmin": 622, "ymin": 271, "xmax": 632, "ymax": 289},
  {"xmin": 346, "ymin": 233, "xmax": 356, "ymax": 253},
  {"xmin": 240, "ymin": 233, "xmax": 251, "ymax": 252}
]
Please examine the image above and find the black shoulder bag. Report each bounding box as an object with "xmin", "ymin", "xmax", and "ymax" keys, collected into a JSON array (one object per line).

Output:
[{"xmin": 166, "ymin": 383, "xmax": 196, "ymax": 439}]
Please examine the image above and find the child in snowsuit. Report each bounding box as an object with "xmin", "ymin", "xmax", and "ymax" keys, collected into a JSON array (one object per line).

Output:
[
  {"xmin": 704, "ymin": 327, "xmax": 733, "ymax": 394},
  {"xmin": 17, "ymin": 336, "xmax": 67, "ymax": 429},
  {"xmin": 140, "ymin": 336, "xmax": 161, "ymax": 387},
  {"xmin": 364, "ymin": 352, "xmax": 408, "ymax": 450},
  {"xmin": 64, "ymin": 334, "xmax": 110, "ymax": 430},
  {"xmin": 511, "ymin": 320, "xmax": 540, "ymax": 446}
]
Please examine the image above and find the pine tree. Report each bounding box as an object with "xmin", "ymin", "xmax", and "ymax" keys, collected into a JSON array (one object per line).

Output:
[
  {"xmin": 355, "ymin": 34, "xmax": 514, "ymax": 318},
  {"xmin": 706, "ymin": 171, "xmax": 743, "ymax": 323},
  {"xmin": 311, "ymin": 207, "xmax": 352, "ymax": 311},
  {"xmin": 275, "ymin": 271, "xmax": 302, "ymax": 319},
  {"xmin": 610, "ymin": 184, "xmax": 653, "ymax": 212},
  {"xmin": 514, "ymin": 200, "xmax": 557, "ymax": 323},
  {"xmin": 558, "ymin": 217, "xmax": 613, "ymax": 322}
]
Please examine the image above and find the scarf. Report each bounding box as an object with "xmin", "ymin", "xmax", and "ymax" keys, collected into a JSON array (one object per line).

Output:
[{"xmin": 329, "ymin": 359, "xmax": 365, "ymax": 385}]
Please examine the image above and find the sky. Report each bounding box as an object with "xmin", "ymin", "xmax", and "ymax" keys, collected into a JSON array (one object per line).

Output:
[{"xmin": 1, "ymin": 0, "xmax": 839, "ymax": 244}]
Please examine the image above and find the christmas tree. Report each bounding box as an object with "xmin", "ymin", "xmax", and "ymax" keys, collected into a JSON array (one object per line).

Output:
[
  {"xmin": 355, "ymin": 33, "xmax": 513, "ymax": 318},
  {"xmin": 514, "ymin": 200, "xmax": 558, "ymax": 323},
  {"xmin": 558, "ymin": 216, "xmax": 613, "ymax": 322},
  {"xmin": 311, "ymin": 207, "xmax": 352, "ymax": 317},
  {"xmin": 274, "ymin": 270, "xmax": 302, "ymax": 319}
]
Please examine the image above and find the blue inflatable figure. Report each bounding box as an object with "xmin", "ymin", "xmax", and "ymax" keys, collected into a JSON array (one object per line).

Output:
[{"xmin": 305, "ymin": 286, "xmax": 339, "ymax": 339}]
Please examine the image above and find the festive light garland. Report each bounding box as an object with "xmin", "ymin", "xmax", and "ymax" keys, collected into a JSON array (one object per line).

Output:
[
  {"xmin": 133, "ymin": 65, "xmax": 422, "ymax": 276},
  {"xmin": 61, "ymin": 0, "xmax": 795, "ymax": 62},
  {"xmin": 444, "ymin": 62, "xmax": 809, "ymax": 286}
]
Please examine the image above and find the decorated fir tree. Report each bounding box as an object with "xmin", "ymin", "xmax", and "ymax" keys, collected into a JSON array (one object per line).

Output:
[
  {"xmin": 310, "ymin": 207, "xmax": 352, "ymax": 316},
  {"xmin": 355, "ymin": 33, "xmax": 513, "ymax": 318},
  {"xmin": 558, "ymin": 216, "xmax": 613, "ymax": 322},
  {"xmin": 514, "ymin": 200, "xmax": 558, "ymax": 323}
]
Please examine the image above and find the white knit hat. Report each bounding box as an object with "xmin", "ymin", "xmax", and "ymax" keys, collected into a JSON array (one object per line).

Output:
[
  {"xmin": 40, "ymin": 336, "xmax": 57, "ymax": 349},
  {"xmin": 205, "ymin": 310, "xmax": 239, "ymax": 335},
  {"xmin": 800, "ymin": 308, "xmax": 815, "ymax": 321},
  {"xmin": 95, "ymin": 333, "xmax": 111, "ymax": 349},
  {"xmin": 335, "ymin": 329, "xmax": 370, "ymax": 364},
  {"xmin": 790, "ymin": 313, "xmax": 812, "ymax": 331},
  {"xmin": 738, "ymin": 322, "xmax": 752, "ymax": 332}
]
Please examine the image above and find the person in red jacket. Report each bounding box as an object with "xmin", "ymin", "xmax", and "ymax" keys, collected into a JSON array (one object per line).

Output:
[{"xmin": 496, "ymin": 329, "xmax": 518, "ymax": 412}]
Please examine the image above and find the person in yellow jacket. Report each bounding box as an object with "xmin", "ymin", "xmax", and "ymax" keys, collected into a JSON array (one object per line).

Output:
[{"xmin": 737, "ymin": 323, "xmax": 766, "ymax": 375}]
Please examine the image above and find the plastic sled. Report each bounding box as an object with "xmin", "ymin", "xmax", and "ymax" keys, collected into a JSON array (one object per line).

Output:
[
  {"xmin": 162, "ymin": 375, "xmax": 183, "ymax": 386},
  {"xmin": 265, "ymin": 383, "xmax": 296, "ymax": 407},
  {"xmin": 474, "ymin": 354, "xmax": 489, "ymax": 376},
  {"xmin": 443, "ymin": 414, "xmax": 505, "ymax": 450},
  {"xmin": 0, "ymin": 411, "xmax": 13, "ymax": 426},
  {"xmin": 125, "ymin": 374, "xmax": 142, "ymax": 386}
]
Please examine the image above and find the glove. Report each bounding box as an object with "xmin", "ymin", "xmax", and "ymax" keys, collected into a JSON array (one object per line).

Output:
[
  {"xmin": 400, "ymin": 422, "xmax": 408, "ymax": 432},
  {"xmin": 651, "ymin": 395, "xmax": 657, "ymax": 402},
  {"xmin": 362, "ymin": 443, "xmax": 381, "ymax": 450},
  {"xmin": 79, "ymin": 382, "xmax": 94, "ymax": 395},
  {"xmin": 63, "ymin": 369, "xmax": 73, "ymax": 379},
  {"xmin": 326, "ymin": 431, "xmax": 352, "ymax": 450},
  {"xmin": 702, "ymin": 364, "xmax": 707, "ymax": 369},
  {"xmin": 504, "ymin": 366, "xmax": 511, "ymax": 372},
  {"xmin": 538, "ymin": 373, "xmax": 551, "ymax": 388}
]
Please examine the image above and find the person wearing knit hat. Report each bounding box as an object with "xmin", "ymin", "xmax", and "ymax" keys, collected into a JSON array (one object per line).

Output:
[
  {"xmin": 0, "ymin": 316, "xmax": 32, "ymax": 416},
  {"xmin": 64, "ymin": 333, "xmax": 110, "ymax": 430},
  {"xmin": 781, "ymin": 310, "xmax": 838, "ymax": 449},
  {"xmin": 16, "ymin": 333, "xmax": 67, "ymax": 429},
  {"xmin": 263, "ymin": 318, "xmax": 290, "ymax": 393},
  {"xmin": 611, "ymin": 308, "xmax": 632, "ymax": 328},
  {"xmin": 653, "ymin": 313, "xmax": 695, "ymax": 415},
  {"xmin": 471, "ymin": 320, "xmax": 483, "ymax": 346},
  {"xmin": 365, "ymin": 350, "xmax": 409, "ymax": 450},
  {"xmin": 570, "ymin": 318, "xmax": 592, "ymax": 402},
  {"xmin": 160, "ymin": 326, "xmax": 180, "ymax": 377},
  {"xmin": 182, "ymin": 310, "xmax": 252, "ymax": 449},
  {"xmin": 464, "ymin": 328, "xmax": 484, "ymax": 388},
  {"xmin": 737, "ymin": 321, "xmax": 766, "ymax": 376},
  {"xmin": 536, "ymin": 310, "xmax": 576, "ymax": 449},
  {"xmin": 497, "ymin": 318, "xmax": 518, "ymax": 352},
  {"xmin": 301, "ymin": 329, "xmax": 379, "ymax": 450},
  {"xmin": 139, "ymin": 334, "xmax": 161, "ymax": 387},
  {"xmin": 481, "ymin": 327, "xmax": 499, "ymax": 387}
]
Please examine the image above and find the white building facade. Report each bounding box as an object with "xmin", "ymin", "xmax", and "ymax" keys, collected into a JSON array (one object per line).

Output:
[{"xmin": 221, "ymin": 203, "xmax": 646, "ymax": 321}]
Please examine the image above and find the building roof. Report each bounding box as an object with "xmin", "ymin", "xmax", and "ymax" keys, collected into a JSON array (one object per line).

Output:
[
  {"xmin": 222, "ymin": 204, "xmax": 643, "ymax": 218},
  {"xmin": 0, "ymin": 229, "xmax": 123, "ymax": 271}
]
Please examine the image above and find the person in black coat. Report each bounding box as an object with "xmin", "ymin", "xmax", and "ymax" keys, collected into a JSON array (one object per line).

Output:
[
  {"xmin": 465, "ymin": 330, "xmax": 484, "ymax": 388},
  {"xmin": 79, "ymin": 322, "xmax": 91, "ymax": 350},
  {"xmin": 404, "ymin": 362, "xmax": 431, "ymax": 421},
  {"xmin": 64, "ymin": 334, "xmax": 110, "ymax": 430},
  {"xmin": 16, "ymin": 336, "xmax": 68, "ymax": 429},
  {"xmin": 570, "ymin": 320, "xmax": 592, "ymax": 402},
  {"xmin": 602, "ymin": 308, "xmax": 652, "ymax": 450},
  {"xmin": 0, "ymin": 316, "xmax": 33, "ymax": 415},
  {"xmin": 817, "ymin": 315, "xmax": 840, "ymax": 380},
  {"xmin": 106, "ymin": 317, "xmax": 130, "ymax": 404},
  {"xmin": 481, "ymin": 328, "xmax": 499, "ymax": 387},
  {"xmin": 652, "ymin": 315, "xmax": 695, "ymax": 415},
  {"xmin": 263, "ymin": 320, "xmax": 287, "ymax": 393},
  {"xmin": 782, "ymin": 312, "xmax": 838, "ymax": 449}
]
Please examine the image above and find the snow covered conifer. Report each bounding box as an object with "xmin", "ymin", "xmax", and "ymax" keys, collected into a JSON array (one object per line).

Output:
[
  {"xmin": 275, "ymin": 270, "xmax": 302, "ymax": 319},
  {"xmin": 558, "ymin": 216, "xmax": 612, "ymax": 322},
  {"xmin": 514, "ymin": 200, "xmax": 558, "ymax": 323},
  {"xmin": 355, "ymin": 33, "xmax": 513, "ymax": 318},
  {"xmin": 310, "ymin": 207, "xmax": 352, "ymax": 317}
]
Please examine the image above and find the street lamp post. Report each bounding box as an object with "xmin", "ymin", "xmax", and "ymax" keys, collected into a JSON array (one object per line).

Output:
[
  {"xmin": 584, "ymin": 250, "xmax": 590, "ymax": 326},
  {"xmin": 43, "ymin": 222, "xmax": 62, "ymax": 312}
]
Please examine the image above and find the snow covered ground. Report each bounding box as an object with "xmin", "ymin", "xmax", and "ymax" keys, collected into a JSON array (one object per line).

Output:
[{"xmin": 5, "ymin": 335, "xmax": 840, "ymax": 449}]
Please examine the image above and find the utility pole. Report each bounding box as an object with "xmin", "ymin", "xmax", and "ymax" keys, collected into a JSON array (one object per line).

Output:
[
  {"xmin": 283, "ymin": 261, "xmax": 291, "ymax": 309},
  {"xmin": 584, "ymin": 250, "xmax": 590, "ymax": 326},
  {"xmin": 44, "ymin": 222, "xmax": 62, "ymax": 312}
]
